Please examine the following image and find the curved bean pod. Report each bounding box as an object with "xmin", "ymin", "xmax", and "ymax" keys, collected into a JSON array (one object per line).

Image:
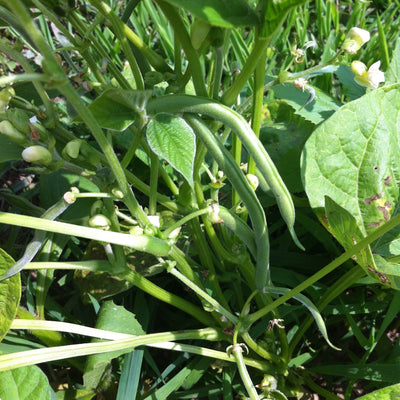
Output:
[
  {"xmin": 186, "ymin": 116, "xmax": 270, "ymax": 289},
  {"xmin": 147, "ymin": 95, "xmax": 303, "ymax": 250}
]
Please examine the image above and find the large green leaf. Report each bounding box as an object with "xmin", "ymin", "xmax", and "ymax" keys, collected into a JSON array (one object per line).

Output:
[
  {"xmin": 302, "ymin": 85, "xmax": 400, "ymax": 235},
  {"xmin": 0, "ymin": 365, "xmax": 51, "ymax": 400},
  {"xmin": 0, "ymin": 248, "xmax": 20, "ymax": 342},
  {"xmin": 302, "ymin": 85, "xmax": 400, "ymax": 288},
  {"xmin": 146, "ymin": 113, "xmax": 196, "ymax": 187},
  {"xmin": 356, "ymin": 383, "xmax": 400, "ymax": 400},
  {"xmin": 162, "ymin": 0, "xmax": 259, "ymax": 28},
  {"xmin": 83, "ymin": 301, "xmax": 145, "ymax": 389},
  {"xmin": 86, "ymin": 89, "xmax": 152, "ymax": 131}
]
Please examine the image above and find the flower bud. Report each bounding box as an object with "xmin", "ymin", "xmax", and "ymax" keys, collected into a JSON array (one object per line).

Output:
[
  {"xmin": 63, "ymin": 139, "xmax": 82, "ymax": 159},
  {"xmin": 148, "ymin": 215, "xmax": 160, "ymax": 228},
  {"xmin": 207, "ymin": 203, "xmax": 223, "ymax": 224},
  {"xmin": 351, "ymin": 60, "xmax": 385, "ymax": 89},
  {"xmin": 342, "ymin": 27, "xmax": 370, "ymax": 54},
  {"xmin": 0, "ymin": 120, "xmax": 27, "ymax": 144},
  {"xmin": 350, "ymin": 60, "xmax": 367, "ymax": 76},
  {"xmin": 88, "ymin": 214, "xmax": 111, "ymax": 230},
  {"xmin": 246, "ymin": 174, "xmax": 259, "ymax": 191},
  {"xmin": 22, "ymin": 145, "xmax": 53, "ymax": 166}
]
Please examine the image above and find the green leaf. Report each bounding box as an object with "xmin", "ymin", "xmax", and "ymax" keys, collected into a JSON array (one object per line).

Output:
[
  {"xmin": 0, "ymin": 135, "xmax": 23, "ymax": 162},
  {"xmin": 302, "ymin": 85, "xmax": 400, "ymax": 234},
  {"xmin": 146, "ymin": 113, "xmax": 196, "ymax": 187},
  {"xmin": 356, "ymin": 383, "xmax": 400, "ymax": 400},
  {"xmin": 162, "ymin": 0, "xmax": 259, "ymax": 28},
  {"xmin": 324, "ymin": 196, "xmax": 379, "ymax": 281},
  {"xmin": 0, "ymin": 365, "xmax": 51, "ymax": 400},
  {"xmin": 0, "ymin": 248, "xmax": 21, "ymax": 342},
  {"xmin": 86, "ymin": 89, "xmax": 152, "ymax": 131},
  {"xmin": 385, "ymin": 39, "xmax": 400, "ymax": 85},
  {"xmin": 302, "ymin": 85, "xmax": 400, "ymax": 288},
  {"xmin": 309, "ymin": 363, "xmax": 400, "ymax": 383},
  {"xmin": 260, "ymin": 101, "xmax": 315, "ymax": 193},
  {"xmin": 272, "ymin": 83, "xmax": 340, "ymax": 124},
  {"xmin": 83, "ymin": 301, "xmax": 144, "ymax": 390}
]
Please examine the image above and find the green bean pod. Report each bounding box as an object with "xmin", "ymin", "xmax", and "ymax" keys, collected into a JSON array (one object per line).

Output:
[
  {"xmin": 147, "ymin": 95, "xmax": 303, "ymax": 249},
  {"xmin": 185, "ymin": 116, "xmax": 270, "ymax": 289}
]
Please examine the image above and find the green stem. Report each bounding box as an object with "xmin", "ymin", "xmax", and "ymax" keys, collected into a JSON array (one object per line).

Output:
[
  {"xmin": 221, "ymin": 37, "xmax": 268, "ymax": 106},
  {"xmin": 288, "ymin": 265, "xmax": 365, "ymax": 356},
  {"xmin": 88, "ymin": 0, "xmax": 144, "ymax": 90},
  {"xmin": 247, "ymin": 213, "xmax": 400, "ymax": 325},
  {"xmin": 194, "ymin": 181, "xmax": 241, "ymax": 265},
  {"xmin": 231, "ymin": 132, "xmax": 242, "ymax": 207},
  {"xmin": 0, "ymin": 328, "xmax": 223, "ymax": 372},
  {"xmin": 0, "ymin": 73, "xmax": 48, "ymax": 86},
  {"xmin": 302, "ymin": 372, "xmax": 343, "ymax": 400},
  {"xmin": 149, "ymin": 152, "xmax": 159, "ymax": 215},
  {"xmin": 168, "ymin": 267, "xmax": 238, "ymax": 324},
  {"xmin": 68, "ymin": 11, "xmax": 131, "ymax": 89},
  {"xmin": 161, "ymin": 208, "xmax": 210, "ymax": 238},
  {"xmin": 229, "ymin": 345, "xmax": 260, "ymax": 400},
  {"xmin": 0, "ymin": 212, "xmax": 170, "ymax": 256},
  {"xmin": 122, "ymin": 269, "xmax": 214, "ymax": 326},
  {"xmin": 212, "ymin": 46, "xmax": 224, "ymax": 100},
  {"xmin": 248, "ymin": 48, "xmax": 267, "ymax": 175},
  {"xmin": 155, "ymin": 0, "xmax": 207, "ymax": 97},
  {"xmin": 59, "ymin": 83, "xmax": 150, "ymax": 226},
  {"xmin": 241, "ymin": 331, "xmax": 281, "ymax": 365},
  {"xmin": 186, "ymin": 218, "xmax": 231, "ymax": 310}
]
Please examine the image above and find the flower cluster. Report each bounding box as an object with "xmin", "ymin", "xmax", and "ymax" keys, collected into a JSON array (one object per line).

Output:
[{"xmin": 343, "ymin": 27, "xmax": 385, "ymax": 90}]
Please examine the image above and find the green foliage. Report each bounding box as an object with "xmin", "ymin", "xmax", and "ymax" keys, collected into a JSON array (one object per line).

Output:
[
  {"xmin": 0, "ymin": 365, "xmax": 51, "ymax": 400},
  {"xmin": 0, "ymin": 249, "xmax": 20, "ymax": 341},
  {"xmin": 147, "ymin": 113, "xmax": 196, "ymax": 188},
  {"xmin": 0, "ymin": 0, "xmax": 399, "ymax": 399}
]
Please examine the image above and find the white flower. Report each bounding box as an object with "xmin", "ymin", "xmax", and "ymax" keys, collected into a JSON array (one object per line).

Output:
[
  {"xmin": 351, "ymin": 60, "xmax": 385, "ymax": 89},
  {"xmin": 343, "ymin": 27, "xmax": 370, "ymax": 54}
]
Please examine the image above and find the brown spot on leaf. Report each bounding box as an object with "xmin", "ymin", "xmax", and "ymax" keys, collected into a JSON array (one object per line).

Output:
[
  {"xmin": 385, "ymin": 201, "xmax": 392, "ymax": 208},
  {"xmin": 363, "ymin": 192, "xmax": 384, "ymax": 205},
  {"xmin": 377, "ymin": 206, "xmax": 390, "ymax": 222},
  {"xmin": 368, "ymin": 220, "xmax": 383, "ymax": 228},
  {"xmin": 384, "ymin": 175, "xmax": 392, "ymax": 186}
]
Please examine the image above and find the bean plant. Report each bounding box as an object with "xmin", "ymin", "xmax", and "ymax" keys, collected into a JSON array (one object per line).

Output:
[{"xmin": 0, "ymin": 0, "xmax": 400, "ymax": 399}]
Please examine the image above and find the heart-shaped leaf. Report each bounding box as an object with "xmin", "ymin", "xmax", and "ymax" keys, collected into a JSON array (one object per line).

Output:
[
  {"xmin": 146, "ymin": 113, "xmax": 196, "ymax": 187},
  {"xmin": 302, "ymin": 85, "xmax": 400, "ymax": 288},
  {"xmin": 302, "ymin": 85, "xmax": 400, "ymax": 234}
]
